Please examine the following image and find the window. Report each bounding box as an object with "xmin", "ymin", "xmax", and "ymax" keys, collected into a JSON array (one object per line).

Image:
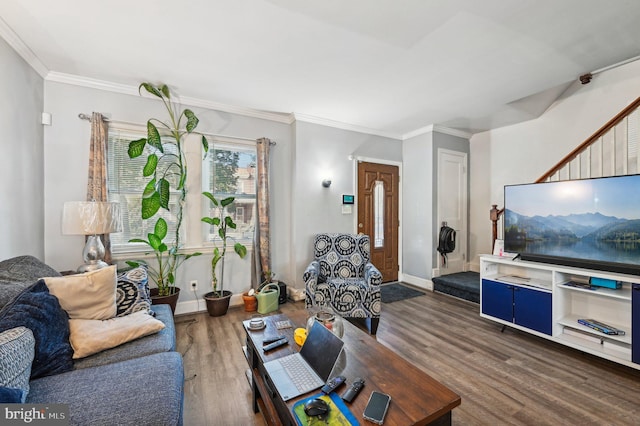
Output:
[
  {"xmin": 107, "ymin": 126, "xmax": 257, "ymax": 252},
  {"xmin": 202, "ymin": 139, "xmax": 257, "ymax": 243}
]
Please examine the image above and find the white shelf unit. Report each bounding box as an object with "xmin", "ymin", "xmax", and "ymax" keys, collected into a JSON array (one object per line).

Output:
[{"xmin": 480, "ymin": 255, "xmax": 640, "ymax": 370}]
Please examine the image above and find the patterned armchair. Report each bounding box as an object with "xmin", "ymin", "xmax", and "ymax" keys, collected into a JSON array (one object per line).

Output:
[{"xmin": 303, "ymin": 233, "xmax": 382, "ymax": 334}]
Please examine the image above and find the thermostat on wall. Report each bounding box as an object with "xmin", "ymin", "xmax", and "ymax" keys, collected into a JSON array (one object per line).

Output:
[{"xmin": 342, "ymin": 195, "xmax": 354, "ymax": 204}]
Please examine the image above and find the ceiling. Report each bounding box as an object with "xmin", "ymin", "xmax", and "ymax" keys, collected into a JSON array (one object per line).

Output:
[{"xmin": 2, "ymin": 0, "xmax": 640, "ymax": 138}]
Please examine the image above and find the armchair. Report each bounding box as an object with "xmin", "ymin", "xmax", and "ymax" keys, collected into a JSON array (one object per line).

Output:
[{"xmin": 303, "ymin": 233, "xmax": 382, "ymax": 334}]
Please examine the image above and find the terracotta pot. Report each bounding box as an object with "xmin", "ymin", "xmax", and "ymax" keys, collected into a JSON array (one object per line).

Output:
[
  {"xmin": 204, "ymin": 290, "xmax": 232, "ymax": 316},
  {"xmin": 242, "ymin": 292, "xmax": 258, "ymax": 312},
  {"xmin": 150, "ymin": 287, "xmax": 180, "ymax": 314}
]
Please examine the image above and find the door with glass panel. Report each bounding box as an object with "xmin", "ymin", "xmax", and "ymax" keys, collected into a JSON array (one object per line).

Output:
[{"xmin": 357, "ymin": 162, "xmax": 399, "ymax": 282}]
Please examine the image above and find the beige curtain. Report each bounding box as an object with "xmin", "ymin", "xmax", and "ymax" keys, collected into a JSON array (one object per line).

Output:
[
  {"xmin": 86, "ymin": 112, "xmax": 112, "ymax": 264},
  {"xmin": 252, "ymin": 137, "xmax": 272, "ymax": 288}
]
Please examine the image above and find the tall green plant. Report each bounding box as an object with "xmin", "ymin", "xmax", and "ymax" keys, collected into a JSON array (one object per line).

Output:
[
  {"xmin": 126, "ymin": 83, "xmax": 207, "ymax": 296},
  {"xmin": 201, "ymin": 193, "xmax": 247, "ymax": 296}
]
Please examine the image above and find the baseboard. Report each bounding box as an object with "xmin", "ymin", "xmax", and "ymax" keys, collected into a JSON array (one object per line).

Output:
[{"xmin": 401, "ymin": 274, "xmax": 433, "ymax": 291}]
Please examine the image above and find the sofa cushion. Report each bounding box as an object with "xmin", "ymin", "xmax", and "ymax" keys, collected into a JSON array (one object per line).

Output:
[
  {"xmin": 44, "ymin": 266, "xmax": 117, "ymax": 320},
  {"xmin": 28, "ymin": 351, "xmax": 184, "ymax": 426},
  {"xmin": 69, "ymin": 311, "xmax": 165, "ymax": 359},
  {"xmin": 116, "ymin": 265, "xmax": 153, "ymax": 316},
  {"xmin": 0, "ymin": 386, "xmax": 25, "ymax": 403},
  {"xmin": 73, "ymin": 304, "xmax": 176, "ymax": 370},
  {"xmin": 0, "ymin": 326, "xmax": 35, "ymax": 402},
  {"xmin": 0, "ymin": 280, "xmax": 74, "ymax": 379},
  {"xmin": 0, "ymin": 255, "xmax": 61, "ymax": 309}
]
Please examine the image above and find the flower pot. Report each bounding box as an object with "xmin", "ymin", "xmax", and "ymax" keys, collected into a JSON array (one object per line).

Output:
[
  {"xmin": 204, "ymin": 290, "xmax": 232, "ymax": 316},
  {"xmin": 150, "ymin": 287, "xmax": 180, "ymax": 314},
  {"xmin": 242, "ymin": 292, "xmax": 258, "ymax": 312}
]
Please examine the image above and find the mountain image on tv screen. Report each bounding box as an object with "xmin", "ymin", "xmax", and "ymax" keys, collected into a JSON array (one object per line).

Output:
[{"xmin": 503, "ymin": 175, "xmax": 640, "ymax": 267}]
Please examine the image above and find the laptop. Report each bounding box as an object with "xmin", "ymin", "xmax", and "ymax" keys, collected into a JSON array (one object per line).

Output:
[{"xmin": 263, "ymin": 320, "xmax": 344, "ymax": 401}]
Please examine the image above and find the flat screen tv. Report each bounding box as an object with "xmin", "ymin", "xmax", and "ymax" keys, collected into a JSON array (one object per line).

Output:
[{"xmin": 503, "ymin": 174, "xmax": 640, "ymax": 276}]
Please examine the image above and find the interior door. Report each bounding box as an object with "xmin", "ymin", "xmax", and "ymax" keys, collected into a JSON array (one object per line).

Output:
[
  {"xmin": 357, "ymin": 162, "xmax": 399, "ymax": 282},
  {"xmin": 437, "ymin": 149, "xmax": 467, "ymax": 274}
]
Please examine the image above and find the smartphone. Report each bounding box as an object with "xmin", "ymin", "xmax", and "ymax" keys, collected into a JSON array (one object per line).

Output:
[{"xmin": 363, "ymin": 391, "xmax": 391, "ymax": 424}]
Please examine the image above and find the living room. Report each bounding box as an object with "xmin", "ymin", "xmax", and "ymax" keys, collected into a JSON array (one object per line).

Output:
[{"xmin": 2, "ymin": 2, "xmax": 640, "ymax": 425}]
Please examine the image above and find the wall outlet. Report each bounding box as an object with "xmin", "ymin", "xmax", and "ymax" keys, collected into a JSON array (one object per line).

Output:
[{"xmin": 190, "ymin": 280, "xmax": 198, "ymax": 290}]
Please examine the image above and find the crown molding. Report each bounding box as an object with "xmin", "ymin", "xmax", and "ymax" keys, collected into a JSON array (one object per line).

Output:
[
  {"xmin": 45, "ymin": 72, "xmax": 293, "ymax": 124},
  {"xmin": 402, "ymin": 124, "xmax": 471, "ymax": 140},
  {"xmin": 292, "ymin": 113, "xmax": 402, "ymax": 140},
  {"xmin": 0, "ymin": 17, "xmax": 48, "ymax": 78}
]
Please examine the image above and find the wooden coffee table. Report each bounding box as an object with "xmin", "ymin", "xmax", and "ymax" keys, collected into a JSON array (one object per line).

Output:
[{"xmin": 243, "ymin": 310, "xmax": 460, "ymax": 425}]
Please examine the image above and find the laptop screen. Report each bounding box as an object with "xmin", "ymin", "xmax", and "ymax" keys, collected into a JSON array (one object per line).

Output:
[{"xmin": 300, "ymin": 320, "xmax": 344, "ymax": 381}]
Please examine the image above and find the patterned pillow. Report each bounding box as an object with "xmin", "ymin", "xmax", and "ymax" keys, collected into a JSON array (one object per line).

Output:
[
  {"xmin": 116, "ymin": 265, "xmax": 153, "ymax": 317},
  {"xmin": 0, "ymin": 326, "xmax": 34, "ymax": 402}
]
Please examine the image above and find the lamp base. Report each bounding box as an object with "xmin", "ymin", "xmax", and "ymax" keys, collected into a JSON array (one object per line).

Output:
[{"xmin": 77, "ymin": 260, "xmax": 109, "ymax": 273}]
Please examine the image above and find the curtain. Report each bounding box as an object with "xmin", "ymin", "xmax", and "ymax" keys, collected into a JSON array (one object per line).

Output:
[
  {"xmin": 252, "ymin": 137, "xmax": 272, "ymax": 288},
  {"xmin": 86, "ymin": 112, "xmax": 112, "ymax": 264}
]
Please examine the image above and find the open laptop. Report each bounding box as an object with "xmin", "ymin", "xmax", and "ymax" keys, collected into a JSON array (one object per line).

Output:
[{"xmin": 263, "ymin": 320, "xmax": 344, "ymax": 401}]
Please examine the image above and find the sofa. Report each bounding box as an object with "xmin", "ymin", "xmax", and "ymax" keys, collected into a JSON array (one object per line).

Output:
[{"xmin": 0, "ymin": 255, "xmax": 184, "ymax": 425}]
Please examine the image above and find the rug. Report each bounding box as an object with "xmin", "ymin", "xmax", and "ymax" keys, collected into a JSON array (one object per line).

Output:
[{"xmin": 380, "ymin": 283, "xmax": 425, "ymax": 303}]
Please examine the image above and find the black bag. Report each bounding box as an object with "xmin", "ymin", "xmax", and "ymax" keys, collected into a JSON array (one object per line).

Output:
[{"xmin": 437, "ymin": 226, "xmax": 456, "ymax": 266}]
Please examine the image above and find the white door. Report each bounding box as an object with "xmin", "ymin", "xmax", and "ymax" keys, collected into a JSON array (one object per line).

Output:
[{"xmin": 437, "ymin": 149, "xmax": 467, "ymax": 274}]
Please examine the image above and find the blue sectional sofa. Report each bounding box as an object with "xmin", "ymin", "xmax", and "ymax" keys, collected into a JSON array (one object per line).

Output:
[{"xmin": 0, "ymin": 256, "xmax": 184, "ymax": 425}]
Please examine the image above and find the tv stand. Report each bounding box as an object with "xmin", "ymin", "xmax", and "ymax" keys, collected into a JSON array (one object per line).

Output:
[{"xmin": 480, "ymin": 255, "xmax": 640, "ymax": 370}]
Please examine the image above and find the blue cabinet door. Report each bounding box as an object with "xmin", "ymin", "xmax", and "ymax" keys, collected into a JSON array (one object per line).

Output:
[
  {"xmin": 514, "ymin": 286, "xmax": 552, "ymax": 335},
  {"xmin": 633, "ymin": 284, "xmax": 640, "ymax": 364},
  {"xmin": 481, "ymin": 279, "xmax": 513, "ymax": 323}
]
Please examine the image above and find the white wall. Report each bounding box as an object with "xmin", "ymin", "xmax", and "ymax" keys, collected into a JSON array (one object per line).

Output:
[
  {"xmin": 469, "ymin": 59, "xmax": 640, "ymax": 269},
  {"xmin": 292, "ymin": 121, "xmax": 402, "ymax": 282},
  {"xmin": 0, "ymin": 37, "xmax": 44, "ymax": 260}
]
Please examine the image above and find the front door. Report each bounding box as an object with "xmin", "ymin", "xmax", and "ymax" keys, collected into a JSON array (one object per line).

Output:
[{"xmin": 357, "ymin": 162, "xmax": 399, "ymax": 282}]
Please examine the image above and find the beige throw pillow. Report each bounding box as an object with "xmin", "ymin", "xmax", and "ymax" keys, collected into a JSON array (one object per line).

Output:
[
  {"xmin": 69, "ymin": 311, "xmax": 165, "ymax": 359},
  {"xmin": 44, "ymin": 266, "xmax": 117, "ymax": 320}
]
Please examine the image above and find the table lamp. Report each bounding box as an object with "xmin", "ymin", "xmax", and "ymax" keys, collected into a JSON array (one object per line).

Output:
[{"xmin": 62, "ymin": 201, "xmax": 123, "ymax": 272}]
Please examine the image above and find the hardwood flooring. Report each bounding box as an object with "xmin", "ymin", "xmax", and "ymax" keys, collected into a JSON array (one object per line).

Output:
[{"xmin": 175, "ymin": 289, "xmax": 640, "ymax": 425}]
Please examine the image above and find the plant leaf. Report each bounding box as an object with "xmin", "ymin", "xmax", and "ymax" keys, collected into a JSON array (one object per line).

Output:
[
  {"xmin": 168, "ymin": 272, "xmax": 175, "ymax": 285},
  {"xmin": 225, "ymin": 216, "xmax": 236, "ymax": 229},
  {"xmin": 221, "ymin": 196, "xmax": 235, "ymax": 207},
  {"xmin": 212, "ymin": 217, "xmax": 221, "ymax": 226},
  {"xmin": 128, "ymin": 138, "xmax": 147, "ymax": 158},
  {"xmin": 143, "ymin": 179, "xmax": 157, "ymax": 198},
  {"xmin": 141, "ymin": 192, "xmax": 161, "ymax": 219},
  {"xmin": 148, "ymin": 233, "xmax": 162, "ymax": 250},
  {"xmin": 201, "ymin": 217, "xmax": 216, "ymax": 225},
  {"xmin": 202, "ymin": 136, "xmax": 209, "ymax": 154},
  {"xmin": 139, "ymin": 82, "xmax": 163, "ymax": 98},
  {"xmin": 147, "ymin": 121, "xmax": 163, "ymax": 152},
  {"xmin": 154, "ymin": 217, "xmax": 168, "ymax": 240},
  {"xmin": 158, "ymin": 178, "xmax": 170, "ymax": 210},
  {"xmin": 202, "ymin": 191, "xmax": 217, "ymax": 206},
  {"xmin": 160, "ymin": 84, "xmax": 170, "ymax": 99},
  {"xmin": 234, "ymin": 243, "xmax": 247, "ymax": 258},
  {"xmin": 143, "ymin": 154, "xmax": 158, "ymax": 177},
  {"xmin": 184, "ymin": 109, "xmax": 199, "ymax": 132}
]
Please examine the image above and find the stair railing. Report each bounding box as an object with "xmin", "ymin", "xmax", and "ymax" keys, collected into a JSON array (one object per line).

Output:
[{"xmin": 490, "ymin": 95, "xmax": 640, "ymax": 250}]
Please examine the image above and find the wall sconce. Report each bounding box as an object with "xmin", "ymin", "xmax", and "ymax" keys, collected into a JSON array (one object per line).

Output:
[
  {"xmin": 62, "ymin": 201, "xmax": 123, "ymax": 272},
  {"xmin": 322, "ymin": 179, "xmax": 332, "ymax": 188}
]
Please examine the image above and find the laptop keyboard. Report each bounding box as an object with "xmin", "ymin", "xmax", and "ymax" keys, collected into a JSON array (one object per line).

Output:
[{"xmin": 279, "ymin": 355, "xmax": 322, "ymax": 392}]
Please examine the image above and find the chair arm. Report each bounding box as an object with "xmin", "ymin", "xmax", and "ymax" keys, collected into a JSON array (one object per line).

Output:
[
  {"xmin": 364, "ymin": 263, "xmax": 383, "ymax": 286},
  {"xmin": 303, "ymin": 261, "xmax": 320, "ymax": 288}
]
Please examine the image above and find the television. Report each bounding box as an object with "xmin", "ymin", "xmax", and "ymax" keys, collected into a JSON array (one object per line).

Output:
[{"xmin": 503, "ymin": 174, "xmax": 640, "ymax": 276}]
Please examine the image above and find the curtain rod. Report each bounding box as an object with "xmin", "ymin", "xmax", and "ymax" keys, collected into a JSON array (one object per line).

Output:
[{"xmin": 78, "ymin": 113, "xmax": 276, "ymax": 145}]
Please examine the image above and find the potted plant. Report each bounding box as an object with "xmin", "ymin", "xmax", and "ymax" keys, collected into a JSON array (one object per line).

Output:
[
  {"xmin": 201, "ymin": 192, "xmax": 247, "ymax": 316},
  {"xmin": 126, "ymin": 82, "xmax": 207, "ymax": 312}
]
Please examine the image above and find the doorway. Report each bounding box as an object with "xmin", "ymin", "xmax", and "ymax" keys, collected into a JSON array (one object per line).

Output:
[{"xmin": 357, "ymin": 161, "xmax": 399, "ymax": 282}]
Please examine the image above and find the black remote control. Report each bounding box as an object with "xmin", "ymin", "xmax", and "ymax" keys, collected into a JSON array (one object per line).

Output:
[
  {"xmin": 263, "ymin": 335, "xmax": 287, "ymax": 345},
  {"xmin": 321, "ymin": 375, "xmax": 346, "ymax": 394},
  {"xmin": 341, "ymin": 378, "xmax": 365, "ymax": 402},
  {"xmin": 262, "ymin": 338, "xmax": 288, "ymax": 352}
]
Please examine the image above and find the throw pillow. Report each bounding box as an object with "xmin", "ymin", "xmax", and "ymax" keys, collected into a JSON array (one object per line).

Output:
[
  {"xmin": 116, "ymin": 265, "xmax": 153, "ymax": 317},
  {"xmin": 0, "ymin": 386, "xmax": 25, "ymax": 403},
  {"xmin": 44, "ymin": 265, "xmax": 117, "ymax": 320},
  {"xmin": 69, "ymin": 310, "xmax": 165, "ymax": 359},
  {"xmin": 0, "ymin": 326, "xmax": 35, "ymax": 402},
  {"xmin": 0, "ymin": 280, "xmax": 74, "ymax": 379}
]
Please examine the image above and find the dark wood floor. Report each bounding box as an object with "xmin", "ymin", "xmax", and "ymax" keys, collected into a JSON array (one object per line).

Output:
[{"xmin": 175, "ymin": 289, "xmax": 640, "ymax": 426}]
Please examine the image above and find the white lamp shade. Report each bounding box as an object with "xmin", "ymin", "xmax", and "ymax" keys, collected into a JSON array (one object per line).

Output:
[{"xmin": 62, "ymin": 201, "xmax": 123, "ymax": 235}]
